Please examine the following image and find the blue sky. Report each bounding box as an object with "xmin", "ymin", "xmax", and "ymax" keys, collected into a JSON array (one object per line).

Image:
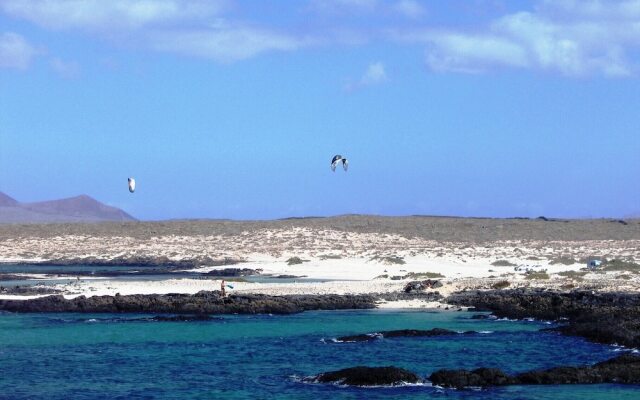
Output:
[{"xmin": 0, "ymin": 0, "xmax": 638, "ymax": 220}]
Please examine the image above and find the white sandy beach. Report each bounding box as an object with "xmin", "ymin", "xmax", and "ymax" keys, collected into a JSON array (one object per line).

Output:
[{"xmin": 1, "ymin": 224, "xmax": 639, "ymax": 306}]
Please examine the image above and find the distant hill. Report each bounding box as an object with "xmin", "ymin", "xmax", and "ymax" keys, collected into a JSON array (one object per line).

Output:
[
  {"xmin": 0, "ymin": 192, "xmax": 18, "ymax": 207},
  {"xmin": 0, "ymin": 192, "xmax": 136, "ymax": 223}
]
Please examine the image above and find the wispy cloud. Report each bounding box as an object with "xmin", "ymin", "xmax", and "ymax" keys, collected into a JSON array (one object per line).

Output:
[
  {"xmin": 423, "ymin": 32, "xmax": 529, "ymax": 74},
  {"xmin": 309, "ymin": 0, "xmax": 426, "ymax": 19},
  {"xmin": 50, "ymin": 57, "xmax": 80, "ymax": 78},
  {"xmin": 0, "ymin": 0, "xmax": 226, "ymax": 31},
  {"xmin": 393, "ymin": 0, "xmax": 426, "ymax": 19},
  {"xmin": 0, "ymin": 32, "xmax": 38, "ymax": 69},
  {"xmin": 2, "ymin": 0, "xmax": 640, "ymax": 76},
  {"xmin": 148, "ymin": 24, "xmax": 306, "ymax": 63},
  {"xmin": 397, "ymin": 1, "xmax": 640, "ymax": 77},
  {"xmin": 0, "ymin": 0, "xmax": 306, "ymax": 63},
  {"xmin": 362, "ymin": 61, "xmax": 386, "ymax": 84},
  {"xmin": 307, "ymin": 0, "xmax": 378, "ymax": 15},
  {"xmin": 346, "ymin": 61, "xmax": 387, "ymax": 91}
]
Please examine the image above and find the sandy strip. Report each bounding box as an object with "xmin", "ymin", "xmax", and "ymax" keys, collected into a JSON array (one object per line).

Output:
[{"xmin": 1, "ymin": 253, "xmax": 638, "ymax": 305}]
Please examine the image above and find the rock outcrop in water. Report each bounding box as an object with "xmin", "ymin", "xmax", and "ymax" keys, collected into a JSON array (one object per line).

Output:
[
  {"xmin": 430, "ymin": 368, "xmax": 514, "ymax": 389},
  {"xmin": 446, "ymin": 289, "xmax": 640, "ymax": 348},
  {"xmin": 149, "ymin": 314, "xmax": 218, "ymax": 322},
  {"xmin": 307, "ymin": 355, "xmax": 640, "ymax": 389},
  {"xmin": 305, "ymin": 366, "xmax": 420, "ymax": 386},
  {"xmin": 430, "ymin": 354, "xmax": 640, "ymax": 389},
  {"xmin": 0, "ymin": 291, "xmax": 376, "ymax": 314},
  {"xmin": 336, "ymin": 328, "xmax": 473, "ymax": 342},
  {"xmin": 203, "ymin": 268, "xmax": 260, "ymax": 277}
]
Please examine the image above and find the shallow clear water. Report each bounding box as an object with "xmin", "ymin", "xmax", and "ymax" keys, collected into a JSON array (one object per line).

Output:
[
  {"xmin": 1, "ymin": 309, "xmax": 639, "ymax": 399},
  {"xmin": 0, "ymin": 264, "xmax": 331, "ymax": 287},
  {"xmin": 0, "ymin": 264, "xmax": 153, "ymax": 274}
]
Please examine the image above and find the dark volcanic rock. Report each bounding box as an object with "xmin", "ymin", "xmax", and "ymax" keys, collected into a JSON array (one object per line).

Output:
[
  {"xmin": 337, "ymin": 328, "xmax": 468, "ymax": 342},
  {"xmin": 307, "ymin": 366, "xmax": 420, "ymax": 386},
  {"xmin": 0, "ymin": 274, "xmax": 38, "ymax": 281},
  {"xmin": 431, "ymin": 354, "xmax": 640, "ymax": 389},
  {"xmin": 337, "ymin": 332, "xmax": 384, "ymax": 342},
  {"xmin": 376, "ymin": 291, "xmax": 443, "ymax": 302},
  {"xmin": 517, "ymin": 354, "xmax": 640, "ymax": 385},
  {"xmin": 0, "ymin": 291, "xmax": 376, "ymax": 314},
  {"xmin": 383, "ymin": 328, "xmax": 464, "ymax": 338},
  {"xmin": 470, "ymin": 314, "xmax": 496, "ymax": 320},
  {"xmin": 430, "ymin": 368, "xmax": 514, "ymax": 389},
  {"xmin": 0, "ymin": 286, "xmax": 61, "ymax": 295},
  {"xmin": 446, "ymin": 289, "xmax": 640, "ymax": 348},
  {"xmin": 203, "ymin": 268, "xmax": 261, "ymax": 277},
  {"xmin": 149, "ymin": 314, "xmax": 216, "ymax": 322},
  {"xmin": 403, "ymin": 279, "xmax": 443, "ymax": 293}
]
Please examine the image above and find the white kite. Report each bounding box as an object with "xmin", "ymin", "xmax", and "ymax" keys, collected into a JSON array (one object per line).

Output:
[{"xmin": 128, "ymin": 177, "xmax": 136, "ymax": 193}]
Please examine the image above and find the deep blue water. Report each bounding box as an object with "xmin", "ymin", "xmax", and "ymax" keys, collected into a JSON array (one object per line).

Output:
[{"xmin": 0, "ymin": 310, "xmax": 639, "ymax": 399}]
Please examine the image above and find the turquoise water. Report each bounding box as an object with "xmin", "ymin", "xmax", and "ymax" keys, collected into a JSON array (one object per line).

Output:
[{"xmin": 0, "ymin": 310, "xmax": 639, "ymax": 399}]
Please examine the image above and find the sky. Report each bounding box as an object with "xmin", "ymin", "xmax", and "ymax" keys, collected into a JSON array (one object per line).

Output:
[{"xmin": 0, "ymin": 0, "xmax": 639, "ymax": 220}]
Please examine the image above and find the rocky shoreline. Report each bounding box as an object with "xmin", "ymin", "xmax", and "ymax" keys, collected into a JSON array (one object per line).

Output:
[
  {"xmin": 0, "ymin": 285, "xmax": 61, "ymax": 296},
  {"xmin": 0, "ymin": 291, "xmax": 377, "ymax": 314},
  {"xmin": 3, "ymin": 287, "xmax": 640, "ymax": 391},
  {"xmin": 2, "ymin": 287, "xmax": 639, "ymax": 353},
  {"xmin": 446, "ymin": 289, "xmax": 640, "ymax": 348}
]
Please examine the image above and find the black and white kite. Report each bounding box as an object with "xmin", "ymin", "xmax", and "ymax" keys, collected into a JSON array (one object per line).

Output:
[{"xmin": 331, "ymin": 155, "xmax": 348, "ymax": 172}]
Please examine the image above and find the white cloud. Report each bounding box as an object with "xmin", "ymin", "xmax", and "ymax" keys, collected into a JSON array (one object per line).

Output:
[
  {"xmin": 308, "ymin": 0, "xmax": 378, "ymax": 15},
  {"xmin": 538, "ymin": 0, "xmax": 640, "ymax": 19},
  {"xmin": 2, "ymin": 0, "xmax": 639, "ymax": 74},
  {"xmin": 0, "ymin": 0, "xmax": 305, "ymax": 63},
  {"xmin": 148, "ymin": 24, "xmax": 305, "ymax": 63},
  {"xmin": 309, "ymin": 0, "xmax": 425, "ymax": 19},
  {"xmin": 0, "ymin": 32, "xmax": 38, "ymax": 69},
  {"xmin": 425, "ymin": 32, "xmax": 528, "ymax": 73},
  {"xmin": 361, "ymin": 61, "xmax": 386, "ymax": 84},
  {"xmin": 346, "ymin": 61, "xmax": 387, "ymax": 91},
  {"xmin": 50, "ymin": 57, "xmax": 80, "ymax": 77},
  {"xmin": 0, "ymin": 0, "xmax": 226, "ymax": 30},
  {"xmin": 398, "ymin": 1, "xmax": 640, "ymax": 77},
  {"xmin": 393, "ymin": 0, "xmax": 425, "ymax": 19}
]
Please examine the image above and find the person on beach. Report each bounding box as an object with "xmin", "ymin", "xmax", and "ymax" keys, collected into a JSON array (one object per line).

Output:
[{"xmin": 221, "ymin": 279, "xmax": 226, "ymax": 297}]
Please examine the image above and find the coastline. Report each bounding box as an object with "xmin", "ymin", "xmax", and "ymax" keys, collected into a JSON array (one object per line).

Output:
[{"xmin": 2, "ymin": 217, "xmax": 640, "ymax": 353}]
